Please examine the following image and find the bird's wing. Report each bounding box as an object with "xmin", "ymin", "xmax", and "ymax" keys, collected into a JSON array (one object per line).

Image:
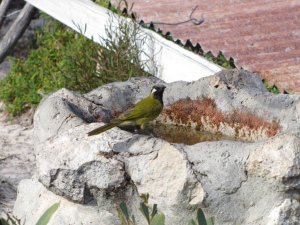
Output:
[{"xmin": 118, "ymin": 96, "xmax": 162, "ymax": 121}]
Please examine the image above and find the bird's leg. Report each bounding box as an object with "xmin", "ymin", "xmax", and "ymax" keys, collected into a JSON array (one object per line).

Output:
[
  {"xmin": 139, "ymin": 123, "xmax": 149, "ymax": 134},
  {"xmin": 133, "ymin": 123, "xmax": 148, "ymax": 134},
  {"xmin": 140, "ymin": 123, "xmax": 155, "ymax": 137}
]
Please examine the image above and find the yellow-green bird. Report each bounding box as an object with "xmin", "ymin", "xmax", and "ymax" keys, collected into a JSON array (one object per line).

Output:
[{"xmin": 87, "ymin": 84, "xmax": 166, "ymax": 136}]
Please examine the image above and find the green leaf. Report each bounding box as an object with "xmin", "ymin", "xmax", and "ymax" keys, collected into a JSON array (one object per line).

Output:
[
  {"xmin": 0, "ymin": 218, "xmax": 10, "ymax": 225},
  {"xmin": 119, "ymin": 202, "xmax": 130, "ymax": 220},
  {"xmin": 139, "ymin": 202, "xmax": 150, "ymax": 224},
  {"xmin": 117, "ymin": 208, "xmax": 129, "ymax": 225},
  {"xmin": 207, "ymin": 217, "xmax": 215, "ymax": 225},
  {"xmin": 150, "ymin": 213, "xmax": 165, "ymax": 225},
  {"xmin": 196, "ymin": 209, "xmax": 207, "ymax": 225},
  {"xmin": 151, "ymin": 204, "xmax": 158, "ymax": 219},
  {"xmin": 188, "ymin": 219, "xmax": 197, "ymax": 225},
  {"xmin": 140, "ymin": 193, "xmax": 149, "ymax": 204},
  {"xmin": 0, "ymin": 214, "xmax": 21, "ymax": 225},
  {"xmin": 35, "ymin": 202, "xmax": 60, "ymax": 225}
]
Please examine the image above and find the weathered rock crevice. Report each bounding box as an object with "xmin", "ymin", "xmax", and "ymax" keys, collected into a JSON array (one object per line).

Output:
[{"xmin": 44, "ymin": 158, "xmax": 130, "ymax": 204}]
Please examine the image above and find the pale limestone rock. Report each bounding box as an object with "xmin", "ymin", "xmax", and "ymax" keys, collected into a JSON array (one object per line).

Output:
[
  {"xmin": 247, "ymin": 133, "xmax": 300, "ymax": 181},
  {"xmin": 266, "ymin": 199, "xmax": 300, "ymax": 225},
  {"xmin": 33, "ymin": 88, "xmax": 97, "ymax": 143},
  {"xmin": 13, "ymin": 70, "xmax": 300, "ymax": 225},
  {"xmin": 36, "ymin": 124, "xmax": 131, "ymax": 203},
  {"xmin": 121, "ymin": 140, "xmax": 205, "ymax": 224},
  {"xmin": 13, "ymin": 178, "xmax": 116, "ymax": 225}
]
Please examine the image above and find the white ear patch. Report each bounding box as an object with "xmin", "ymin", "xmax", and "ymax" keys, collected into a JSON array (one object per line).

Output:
[{"xmin": 151, "ymin": 88, "xmax": 157, "ymax": 94}]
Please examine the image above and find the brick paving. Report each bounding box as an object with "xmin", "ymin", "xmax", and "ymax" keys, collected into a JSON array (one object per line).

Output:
[{"xmin": 112, "ymin": 0, "xmax": 300, "ymax": 93}]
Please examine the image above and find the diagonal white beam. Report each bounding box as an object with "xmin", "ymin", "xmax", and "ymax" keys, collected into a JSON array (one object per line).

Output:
[{"xmin": 25, "ymin": 0, "xmax": 222, "ymax": 82}]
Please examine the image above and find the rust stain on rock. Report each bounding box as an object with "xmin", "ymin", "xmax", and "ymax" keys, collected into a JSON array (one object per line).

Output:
[{"xmin": 160, "ymin": 98, "xmax": 280, "ymax": 141}]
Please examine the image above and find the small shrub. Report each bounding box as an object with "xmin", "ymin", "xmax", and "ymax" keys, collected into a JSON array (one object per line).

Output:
[
  {"xmin": 94, "ymin": 0, "xmax": 110, "ymax": 7},
  {"xmin": 117, "ymin": 194, "xmax": 165, "ymax": 225},
  {"xmin": 262, "ymin": 80, "xmax": 280, "ymax": 94},
  {"xmin": 117, "ymin": 202, "xmax": 137, "ymax": 225},
  {"xmin": 0, "ymin": 13, "xmax": 152, "ymax": 116},
  {"xmin": 98, "ymin": 13, "xmax": 152, "ymax": 83},
  {"xmin": 0, "ymin": 214, "xmax": 21, "ymax": 225},
  {"xmin": 117, "ymin": 194, "xmax": 215, "ymax": 225},
  {"xmin": 0, "ymin": 18, "xmax": 101, "ymax": 116}
]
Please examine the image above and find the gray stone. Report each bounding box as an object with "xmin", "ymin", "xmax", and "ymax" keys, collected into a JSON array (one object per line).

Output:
[
  {"xmin": 33, "ymin": 88, "xmax": 97, "ymax": 143},
  {"xmin": 34, "ymin": 123, "xmax": 300, "ymax": 224},
  {"xmin": 35, "ymin": 124, "xmax": 131, "ymax": 203},
  {"xmin": 185, "ymin": 134, "xmax": 300, "ymax": 225},
  {"xmin": 13, "ymin": 178, "xmax": 116, "ymax": 225},
  {"xmin": 13, "ymin": 70, "xmax": 300, "ymax": 224}
]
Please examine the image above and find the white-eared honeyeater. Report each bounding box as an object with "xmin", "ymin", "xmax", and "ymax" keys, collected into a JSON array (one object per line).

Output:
[{"xmin": 87, "ymin": 84, "xmax": 166, "ymax": 136}]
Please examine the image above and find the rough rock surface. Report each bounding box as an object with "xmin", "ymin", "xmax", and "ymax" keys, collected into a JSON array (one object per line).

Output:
[
  {"xmin": 14, "ymin": 178, "xmax": 115, "ymax": 225},
  {"xmin": 0, "ymin": 118, "xmax": 35, "ymax": 216},
  {"xmin": 13, "ymin": 70, "xmax": 300, "ymax": 224}
]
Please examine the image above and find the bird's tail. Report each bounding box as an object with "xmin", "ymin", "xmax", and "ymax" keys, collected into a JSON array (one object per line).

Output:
[{"xmin": 87, "ymin": 120, "xmax": 121, "ymax": 136}]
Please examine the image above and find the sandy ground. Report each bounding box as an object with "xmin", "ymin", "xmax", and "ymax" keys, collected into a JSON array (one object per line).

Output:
[
  {"xmin": 0, "ymin": 105, "xmax": 35, "ymax": 216},
  {"xmin": 0, "ymin": 7, "xmax": 43, "ymax": 216}
]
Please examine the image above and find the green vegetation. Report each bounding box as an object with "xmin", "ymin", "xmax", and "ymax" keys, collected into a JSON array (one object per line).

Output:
[
  {"xmin": 36, "ymin": 202, "xmax": 60, "ymax": 225},
  {"xmin": 94, "ymin": 0, "xmax": 132, "ymax": 15},
  {"xmin": 0, "ymin": 214, "xmax": 21, "ymax": 225},
  {"xmin": 117, "ymin": 193, "xmax": 165, "ymax": 225},
  {"xmin": 99, "ymin": 13, "xmax": 151, "ymax": 82},
  {"xmin": 263, "ymin": 80, "xmax": 280, "ymax": 94},
  {"xmin": 0, "ymin": 202, "xmax": 60, "ymax": 225},
  {"xmin": 117, "ymin": 194, "xmax": 213, "ymax": 225},
  {"xmin": 0, "ymin": 13, "xmax": 150, "ymax": 116},
  {"xmin": 0, "ymin": 19, "xmax": 99, "ymax": 116},
  {"xmin": 0, "ymin": 197, "xmax": 213, "ymax": 225},
  {"xmin": 204, "ymin": 51, "xmax": 235, "ymax": 69},
  {"xmin": 94, "ymin": 0, "xmax": 110, "ymax": 7},
  {"xmin": 188, "ymin": 209, "xmax": 214, "ymax": 225}
]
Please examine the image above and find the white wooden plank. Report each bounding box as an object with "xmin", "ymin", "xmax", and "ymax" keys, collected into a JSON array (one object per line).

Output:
[{"xmin": 25, "ymin": 0, "xmax": 222, "ymax": 82}]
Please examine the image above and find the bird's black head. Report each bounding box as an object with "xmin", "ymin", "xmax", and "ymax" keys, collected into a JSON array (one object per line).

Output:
[{"xmin": 151, "ymin": 84, "xmax": 166, "ymax": 104}]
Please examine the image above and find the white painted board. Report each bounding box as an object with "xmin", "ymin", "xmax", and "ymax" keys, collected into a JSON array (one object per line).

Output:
[{"xmin": 25, "ymin": 0, "xmax": 222, "ymax": 83}]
